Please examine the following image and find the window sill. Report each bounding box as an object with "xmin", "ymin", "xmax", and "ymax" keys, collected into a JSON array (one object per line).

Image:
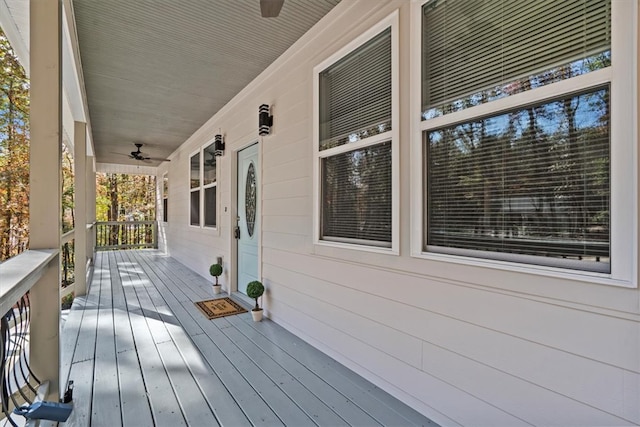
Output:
[
  {"xmin": 315, "ymin": 239, "xmax": 398, "ymax": 256},
  {"xmin": 411, "ymin": 251, "xmax": 636, "ymax": 289},
  {"xmin": 187, "ymin": 225, "xmax": 221, "ymax": 237}
]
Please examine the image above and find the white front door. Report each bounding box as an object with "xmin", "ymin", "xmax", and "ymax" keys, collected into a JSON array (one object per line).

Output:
[{"xmin": 236, "ymin": 143, "xmax": 259, "ymax": 295}]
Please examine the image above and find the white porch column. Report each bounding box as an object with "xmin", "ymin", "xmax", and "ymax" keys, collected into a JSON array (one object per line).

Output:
[
  {"xmin": 87, "ymin": 154, "xmax": 96, "ymax": 263},
  {"xmin": 74, "ymin": 121, "xmax": 87, "ymax": 296},
  {"xmin": 29, "ymin": 0, "xmax": 62, "ymax": 400}
]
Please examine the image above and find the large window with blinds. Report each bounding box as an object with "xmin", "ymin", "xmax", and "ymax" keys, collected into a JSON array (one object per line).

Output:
[
  {"xmin": 317, "ymin": 25, "xmax": 395, "ymax": 249},
  {"xmin": 421, "ymin": 0, "xmax": 613, "ymax": 273}
]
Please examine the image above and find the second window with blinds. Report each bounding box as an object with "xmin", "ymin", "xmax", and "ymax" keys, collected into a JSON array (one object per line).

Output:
[{"xmin": 314, "ymin": 15, "xmax": 398, "ymax": 252}]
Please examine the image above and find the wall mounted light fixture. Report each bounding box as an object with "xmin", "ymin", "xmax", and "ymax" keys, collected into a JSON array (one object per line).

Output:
[
  {"xmin": 214, "ymin": 134, "xmax": 225, "ymax": 156},
  {"xmin": 258, "ymin": 104, "xmax": 273, "ymax": 136}
]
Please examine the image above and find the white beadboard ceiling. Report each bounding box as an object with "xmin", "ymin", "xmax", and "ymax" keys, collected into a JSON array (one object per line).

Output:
[{"xmin": 72, "ymin": 0, "xmax": 341, "ymax": 166}]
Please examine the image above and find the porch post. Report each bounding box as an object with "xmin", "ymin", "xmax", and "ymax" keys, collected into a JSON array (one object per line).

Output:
[
  {"xmin": 74, "ymin": 121, "xmax": 87, "ymax": 296},
  {"xmin": 29, "ymin": 0, "xmax": 62, "ymax": 399},
  {"xmin": 87, "ymin": 155, "xmax": 96, "ymax": 266}
]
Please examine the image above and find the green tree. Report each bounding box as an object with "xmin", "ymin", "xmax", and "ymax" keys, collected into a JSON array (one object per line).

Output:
[
  {"xmin": 96, "ymin": 173, "xmax": 156, "ymax": 222},
  {"xmin": 62, "ymin": 143, "xmax": 75, "ymax": 232},
  {"xmin": 0, "ymin": 27, "xmax": 30, "ymax": 261}
]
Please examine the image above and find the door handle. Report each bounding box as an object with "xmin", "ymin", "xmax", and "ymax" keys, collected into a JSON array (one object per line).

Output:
[{"xmin": 234, "ymin": 226, "xmax": 240, "ymax": 239}]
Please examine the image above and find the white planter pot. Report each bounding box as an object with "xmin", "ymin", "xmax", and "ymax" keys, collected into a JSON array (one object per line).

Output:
[
  {"xmin": 251, "ymin": 309, "xmax": 263, "ymax": 322},
  {"xmin": 212, "ymin": 284, "xmax": 222, "ymax": 295}
]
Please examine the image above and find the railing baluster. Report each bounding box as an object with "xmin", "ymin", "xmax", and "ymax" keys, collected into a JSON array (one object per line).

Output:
[
  {"xmin": 1, "ymin": 312, "xmax": 11, "ymax": 419},
  {"xmin": 17, "ymin": 295, "xmax": 40, "ymax": 390},
  {"xmin": 1, "ymin": 293, "xmax": 41, "ymax": 426},
  {"xmin": 95, "ymin": 221, "xmax": 158, "ymax": 251}
]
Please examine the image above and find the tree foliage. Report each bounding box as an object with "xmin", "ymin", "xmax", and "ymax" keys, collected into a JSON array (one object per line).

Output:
[
  {"xmin": 0, "ymin": 27, "xmax": 29, "ymax": 261},
  {"xmin": 96, "ymin": 173, "xmax": 156, "ymax": 222},
  {"xmin": 62, "ymin": 143, "xmax": 75, "ymax": 232}
]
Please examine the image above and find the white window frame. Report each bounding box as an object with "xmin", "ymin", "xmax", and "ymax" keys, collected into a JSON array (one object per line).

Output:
[
  {"xmin": 410, "ymin": 0, "xmax": 638, "ymax": 287},
  {"xmin": 202, "ymin": 140, "xmax": 218, "ymax": 229},
  {"xmin": 312, "ymin": 11, "xmax": 400, "ymax": 255},
  {"xmin": 188, "ymin": 141, "xmax": 219, "ymax": 230},
  {"xmin": 162, "ymin": 172, "xmax": 168, "ymax": 223},
  {"xmin": 189, "ymin": 149, "xmax": 200, "ymax": 228}
]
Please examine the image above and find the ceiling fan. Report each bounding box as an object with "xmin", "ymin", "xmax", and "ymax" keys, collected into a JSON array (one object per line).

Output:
[
  {"xmin": 204, "ymin": 151, "xmax": 216, "ymax": 167},
  {"xmin": 129, "ymin": 143, "xmax": 170, "ymax": 162},
  {"xmin": 260, "ymin": 0, "xmax": 284, "ymax": 17}
]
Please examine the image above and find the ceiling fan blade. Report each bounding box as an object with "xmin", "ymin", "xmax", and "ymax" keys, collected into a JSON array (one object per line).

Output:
[{"xmin": 260, "ymin": 0, "xmax": 284, "ymax": 17}]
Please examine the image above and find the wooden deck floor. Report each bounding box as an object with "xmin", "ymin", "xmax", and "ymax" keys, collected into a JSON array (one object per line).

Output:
[{"xmin": 59, "ymin": 250, "xmax": 436, "ymax": 427}]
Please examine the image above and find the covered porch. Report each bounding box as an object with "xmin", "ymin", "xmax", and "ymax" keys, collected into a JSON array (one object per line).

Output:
[
  {"xmin": 60, "ymin": 250, "xmax": 435, "ymax": 426},
  {"xmin": 1, "ymin": 0, "xmax": 639, "ymax": 425}
]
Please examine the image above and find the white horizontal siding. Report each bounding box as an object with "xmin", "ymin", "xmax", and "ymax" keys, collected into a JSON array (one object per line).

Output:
[
  {"xmin": 263, "ymin": 177, "xmax": 310, "ymax": 200},
  {"xmin": 262, "ymin": 135, "xmax": 310, "ymax": 169},
  {"xmin": 265, "ymin": 248, "xmax": 640, "ymax": 373},
  {"xmin": 162, "ymin": 0, "xmax": 640, "ymax": 425},
  {"xmin": 268, "ymin": 297, "xmax": 531, "ymax": 427},
  {"xmin": 262, "ymin": 231, "xmax": 309, "ymax": 254},
  {"xmin": 266, "ymin": 276, "xmax": 424, "ymax": 369},
  {"xmin": 262, "ymin": 196, "xmax": 310, "ymax": 217},
  {"xmin": 263, "ymin": 248, "xmax": 640, "ymax": 423},
  {"xmin": 262, "ymin": 155, "xmax": 311, "ymax": 186},
  {"xmin": 421, "ymin": 340, "xmax": 632, "ymax": 426}
]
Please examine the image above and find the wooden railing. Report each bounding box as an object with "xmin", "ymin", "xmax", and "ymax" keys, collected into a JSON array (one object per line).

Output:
[
  {"xmin": 0, "ymin": 250, "xmax": 58, "ymax": 425},
  {"xmin": 95, "ymin": 221, "xmax": 157, "ymax": 251}
]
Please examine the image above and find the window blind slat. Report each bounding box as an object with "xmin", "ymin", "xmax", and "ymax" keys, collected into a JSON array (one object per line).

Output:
[
  {"xmin": 320, "ymin": 28, "xmax": 392, "ymax": 151},
  {"xmin": 322, "ymin": 142, "xmax": 392, "ymax": 245},
  {"xmin": 422, "ymin": 0, "xmax": 611, "ymax": 116},
  {"xmin": 426, "ymin": 88, "xmax": 610, "ymax": 272}
]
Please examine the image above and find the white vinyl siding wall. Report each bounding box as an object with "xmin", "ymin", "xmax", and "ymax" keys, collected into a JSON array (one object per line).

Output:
[{"xmin": 162, "ymin": 1, "xmax": 640, "ymax": 425}]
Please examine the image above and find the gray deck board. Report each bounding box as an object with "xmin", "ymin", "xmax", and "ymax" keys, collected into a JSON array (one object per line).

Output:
[
  {"xmin": 218, "ymin": 316, "xmax": 351, "ymax": 426},
  {"xmin": 139, "ymin": 254, "xmax": 284, "ymax": 426},
  {"xmin": 197, "ymin": 318, "xmax": 313, "ymax": 426},
  {"xmin": 131, "ymin": 253, "xmax": 255, "ymax": 426},
  {"xmin": 114, "ymin": 251, "xmax": 187, "ymax": 427},
  {"xmin": 59, "ymin": 250, "xmax": 437, "ymax": 427},
  {"xmin": 226, "ymin": 314, "xmax": 381, "ymax": 426},
  {"xmin": 91, "ymin": 252, "xmax": 122, "ymax": 427},
  {"xmin": 108, "ymin": 251, "xmax": 154, "ymax": 427},
  {"xmin": 60, "ymin": 293, "xmax": 86, "ymax": 391},
  {"xmin": 248, "ymin": 319, "xmax": 427, "ymax": 426},
  {"xmin": 62, "ymin": 251, "xmax": 102, "ymax": 427}
]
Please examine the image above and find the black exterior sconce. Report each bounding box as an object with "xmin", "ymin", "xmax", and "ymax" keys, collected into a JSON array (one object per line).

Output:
[
  {"xmin": 259, "ymin": 104, "xmax": 273, "ymax": 136},
  {"xmin": 214, "ymin": 134, "xmax": 225, "ymax": 156}
]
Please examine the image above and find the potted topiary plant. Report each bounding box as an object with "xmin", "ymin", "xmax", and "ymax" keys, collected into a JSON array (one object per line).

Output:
[
  {"xmin": 246, "ymin": 280, "xmax": 264, "ymax": 321},
  {"xmin": 209, "ymin": 263, "xmax": 223, "ymax": 295}
]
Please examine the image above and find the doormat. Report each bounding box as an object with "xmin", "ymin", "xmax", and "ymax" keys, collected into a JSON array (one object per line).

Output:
[{"xmin": 194, "ymin": 297, "xmax": 248, "ymax": 320}]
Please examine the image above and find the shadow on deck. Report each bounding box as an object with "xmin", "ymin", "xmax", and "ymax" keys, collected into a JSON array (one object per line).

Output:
[{"xmin": 59, "ymin": 250, "xmax": 437, "ymax": 427}]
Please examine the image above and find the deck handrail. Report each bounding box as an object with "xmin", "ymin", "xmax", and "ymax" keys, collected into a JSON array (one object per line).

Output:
[
  {"xmin": 0, "ymin": 249, "xmax": 58, "ymax": 424},
  {"xmin": 0, "ymin": 249, "xmax": 58, "ymax": 316},
  {"xmin": 95, "ymin": 220, "xmax": 158, "ymax": 251},
  {"xmin": 61, "ymin": 230, "xmax": 74, "ymax": 245}
]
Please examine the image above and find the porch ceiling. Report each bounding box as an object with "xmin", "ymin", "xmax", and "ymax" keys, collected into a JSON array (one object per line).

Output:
[{"xmin": 72, "ymin": 0, "xmax": 340, "ymax": 166}]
